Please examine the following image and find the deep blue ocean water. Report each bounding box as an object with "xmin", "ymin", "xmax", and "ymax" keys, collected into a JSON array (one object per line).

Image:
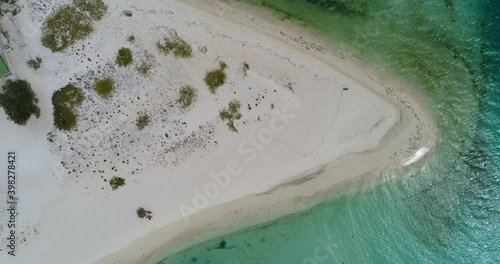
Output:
[{"xmin": 162, "ymin": 0, "xmax": 500, "ymax": 263}]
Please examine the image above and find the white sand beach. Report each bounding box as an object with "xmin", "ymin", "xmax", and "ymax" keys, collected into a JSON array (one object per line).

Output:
[{"xmin": 0, "ymin": 0, "xmax": 436, "ymax": 263}]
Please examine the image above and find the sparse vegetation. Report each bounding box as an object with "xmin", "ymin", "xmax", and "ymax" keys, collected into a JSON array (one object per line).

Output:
[
  {"xmin": 109, "ymin": 176, "xmax": 126, "ymax": 190},
  {"xmin": 41, "ymin": 0, "xmax": 108, "ymax": 52},
  {"xmin": 136, "ymin": 111, "xmax": 150, "ymax": 130},
  {"xmin": 177, "ymin": 85, "xmax": 197, "ymax": 109},
  {"xmin": 219, "ymin": 100, "xmax": 242, "ymax": 132},
  {"xmin": 94, "ymin": 77, "xmax": 114, "ymax": 99},
  {"xmin": 136, "ymin": 53, "xmax": 156, "ymax": 76},
  {"xmin": 136, "ymin": 207, "xmax": 153, "ymax": 220},
  {"xmin": 122, "ymin": 10, "xmax": 132, "ymax": 17},
  {"xmin": 243, "ymin": 62, "xmax": 249, "ymax": 76},
  {"xmin": 27, "ymin": 57, "xmax": 43, "ymax": 70},
  {"xmin": 157, "ymin": 34, "xmax": 193, "ymax": 58},
  {"xmin": 0, "ymin": 79, "xmax": 41, "ymax": 126},
  {"xmin": 205, "ymin": 61, "xmax": 227, "ymax": 94},
  {"xmin": 116, "ymin": 47, "xmax": 133, "ymax": 67},
  {"xmin": 127, "ymin": 35, "xmax": 135, "ymax": 43},
  {"xmin": 52, "ymin": 84, "xmax": 85, "ymax": 131}
]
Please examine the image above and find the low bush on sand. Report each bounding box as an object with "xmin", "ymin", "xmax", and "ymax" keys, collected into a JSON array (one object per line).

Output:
[
  {"xmin": 243, "ymin": 62, "xmax": 249, "ymax": 76},
  {"xmin": 94, "ymin": 77, "xmax": 114, "ymax": 99},
  {"xmin": 116, "ymin": 47, "xmax": 133, "ymax": 67},
  {"xmin": 157, "ymin": 34, "xmax": 193, "ymax": 58},
  {"xmin": 52, "ymin": 84, "xmax": 85, "ymax": 131},
  {"xmin": 219, "ymin": 99, "xmax": 242, "ymax": 132},
  {"xmin": 41, "ymin": 0, "xmax": 107, "ymax": 52},
  {"xmin": 122, "ymin": 10, "xmax": 132, "ymax": 17},
  {"xmin": 27, "ymin": 57, "xmax": 43, "ymax": 70},
  {"xmin": 205, "ymin": 61, "xmax": 227, "ymax": 94},
  {"xmin": 177, "ymin": 85, "xmax": 197, "ymax": 109},
  {"xmin": 109, "ymin": 176, "xmax": 126, "ymax": 190},
  {"xmin": 136, "ymin": 111, "xmax": 151, "ymax": 130}
]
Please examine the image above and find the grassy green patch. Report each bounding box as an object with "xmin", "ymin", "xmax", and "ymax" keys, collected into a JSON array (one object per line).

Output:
[
  {"xmin": 41, "ymin": 0, "xmax": 107, "ymax": 52},
  {"xmin": 219, "ymin": 99, "xmax": 242, "ymax": 132},
  {"xmin": 27, "ymin": 57, "xmax": 43, "ymax": 70},
  {"xmin": 205, "ymin": 61, "xmax": 227, "ymax": 94},
  {"xmin": 94, "ymin": 77, "xmax": 114, "ymax": 99},
  {"xmin": 109, "ymin": 176, "xmax": 126, "ymax": 190},
  {"xmin": 177, "ymin": 85, "xmax": 197, "ymax": 109},
  {"xmin": 52, "ymin": 84, "xmax": 85, "ymax": 131},
  {"xmin": 136, "ymin": 111, "xmax": 150, "ymax": 130},
  {"xmin": 0, "ymin": 79, "xmax": 41, "ymax": 126},
  {"xmin": 116, "ymin": 47, "xmax": 133, "ymax": 67},
  {"xmin": 157, "ymin": 34, "xmax": 193, "ymax": 58},
  {"xmin": 136, "ymin": 53, "xmax": 156, "ymax": 76}
]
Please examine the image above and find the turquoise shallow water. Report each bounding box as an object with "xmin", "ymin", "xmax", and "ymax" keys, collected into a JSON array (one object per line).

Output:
[{"xmin": 162, "ymin": 0, "xmax": 500, "ymax": 263}]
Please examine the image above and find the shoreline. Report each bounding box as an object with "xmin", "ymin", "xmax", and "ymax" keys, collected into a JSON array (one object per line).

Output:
[
  {"xmin": 0, "ymin": 0, "xmax": 437, "ymax": 263},
  {"xmin": 96, "ymin": 0, "xmax": 437, "ymax": 263}
]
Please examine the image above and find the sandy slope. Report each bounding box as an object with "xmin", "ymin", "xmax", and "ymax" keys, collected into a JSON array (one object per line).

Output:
[{"xmin": 0, "ymin": 0, "xmax": 436, "ymax": 263}]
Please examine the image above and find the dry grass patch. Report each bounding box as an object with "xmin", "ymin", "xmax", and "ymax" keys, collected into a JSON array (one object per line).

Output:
[
  {"xmin": 157, "ymin": 34, "xmax": 193, "ymax": 58},
  {"xmin": 177, "ymin": 85, "xmax": 197, "ymax": 109}
]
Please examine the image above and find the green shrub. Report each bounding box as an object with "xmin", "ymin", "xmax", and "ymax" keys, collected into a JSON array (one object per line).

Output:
[
  {"xmin": 41, "ymin": 0, "xmax": 107, "ymax": 52},
  {"xmin": 27, "ymin": 57, "xmax": 43, "ymax": 70},
  {"xmin": 94, "ymin": 77, "xmax": 114, "ymax": 99},
  {"xmin": 219, "ymin": 100, "xmax": 242, "ymax": 132},
  {"xmin": 53, "ymin": 84, "xmax": 85, "ymax": 108},
  {"xmin": 243, "ymin": 62, "xmax": 249, "ymax": 76},
  {"xmin": 157, "ymin": 34, "xmax": 193, "ymax": 58},
  {"xmin": 177, "ymin": 85, "xmax": 197, "ymax": 109},
  {"xmin": 136, "ymin": 53, "xmax": 155, "ymax": 76},
  {"xmin": 52, "ymin": 84, "xmax": 85, "ymax": 131},
  {"xmin": 122, "ymin": 10, "xmax": 132, "ymax": 17},
  {"xmin": 116, "ymin": 47, "xmax": 133, "ymax": 67},
  {"xmin": 127, "ymin": 35, "xmax": 135, "ymax": 43},
  {"xmin": 205, "ymin": 61, "xmax": 227, "ymax": 94},
  {"xmin": 136, "ymin": 111, "xmax": 150, "ymax": 130},
  {"xmin": 137, "ymin": 207, "xmax": 146, "ymax": 218},
  {"xmin": 0, "ymin": 79, "xmax": 41, "ymax": 126},
  {"xmin": 109, "ymin": 176, "xmax": 126, "ymax": 190}
]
